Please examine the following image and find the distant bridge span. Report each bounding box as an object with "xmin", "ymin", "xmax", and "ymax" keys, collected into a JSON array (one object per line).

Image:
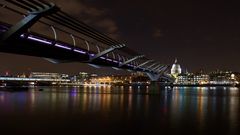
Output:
[{"xmin": 0, "ymin": 0, "xmax": 174, "ymax": 82}]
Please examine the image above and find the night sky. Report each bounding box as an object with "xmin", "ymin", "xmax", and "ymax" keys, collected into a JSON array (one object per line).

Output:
[{"xmin": 0, "ymin": 0, "xmax": 240, "ymax": 75}]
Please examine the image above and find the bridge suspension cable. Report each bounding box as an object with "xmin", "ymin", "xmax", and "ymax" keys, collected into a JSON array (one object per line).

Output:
[{"xmin": 4, "ymin": 0, "xmax": 143, "ymax": 56}]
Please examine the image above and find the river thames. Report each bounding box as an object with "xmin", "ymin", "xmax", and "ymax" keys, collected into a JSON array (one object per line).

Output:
[{"xmin": 0, "ymin": 86, "xmax": 239, "ymax": 135}]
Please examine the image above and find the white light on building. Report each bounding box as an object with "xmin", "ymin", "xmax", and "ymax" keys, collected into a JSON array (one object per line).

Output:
[{"xmin": 171, "ymin": 58, "xmax": 182, "ymax": 78}]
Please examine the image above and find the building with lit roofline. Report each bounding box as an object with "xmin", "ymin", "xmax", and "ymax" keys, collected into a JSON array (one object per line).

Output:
[{"xmin": 171, "ymin": 58, "xmax": 182, "ymax": 79}]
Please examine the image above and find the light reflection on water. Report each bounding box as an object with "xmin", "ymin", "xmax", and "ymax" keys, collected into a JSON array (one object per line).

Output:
[{"xmin": 0, "ymin": 86, "xmax": 239, "ymax": 135}]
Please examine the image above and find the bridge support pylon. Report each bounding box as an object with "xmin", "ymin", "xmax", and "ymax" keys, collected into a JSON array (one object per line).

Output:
[
  {"xmin": 119, "ymin": 55, "xmax": 145, "ymax": 67},
  {"xmin": 146, "ymin": 73, "xmax": 161, "ymax": 81},
  {"xmin": 1, "ymin": 3, "xmax": 59, "ymax": 41},
  {"xmin": 88, "ymin": 44, "xmax": 125, "ymax": 62}
]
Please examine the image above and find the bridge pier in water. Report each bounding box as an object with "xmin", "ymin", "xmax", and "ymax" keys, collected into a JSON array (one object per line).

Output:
[{"xmin": 146, "ymin": 72, "xmax": 174, "ymax": 93}]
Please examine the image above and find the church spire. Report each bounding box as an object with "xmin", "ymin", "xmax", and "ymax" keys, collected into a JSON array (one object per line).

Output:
[{"xmin": 174, "ymin": 58, "xmax": 178, "ymax": 64}]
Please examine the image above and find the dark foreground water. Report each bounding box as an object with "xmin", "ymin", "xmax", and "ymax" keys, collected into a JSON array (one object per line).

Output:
[{"xmin": 0, "ymin": 85, "xmax": 239, "ymax": 135}]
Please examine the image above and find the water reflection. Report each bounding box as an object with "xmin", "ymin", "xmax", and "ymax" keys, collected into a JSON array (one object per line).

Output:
[{"xmin": 0, "ymin": 86, "xmax": 239, "ymax": 134}]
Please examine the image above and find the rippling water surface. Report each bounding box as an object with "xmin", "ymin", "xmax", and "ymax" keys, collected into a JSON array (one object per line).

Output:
[{"xmin": 0, "ymin": 86, "xmax": 239, "ymax": 135}]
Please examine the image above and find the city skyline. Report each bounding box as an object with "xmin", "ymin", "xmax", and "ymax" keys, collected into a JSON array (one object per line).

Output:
[
  {"xmin": 0, "ymin": 0, "xmax": 240, "ymax": 74},
  {"xmin": 0, "ymin": 59, "xmax": 239, "ymax": 76}
]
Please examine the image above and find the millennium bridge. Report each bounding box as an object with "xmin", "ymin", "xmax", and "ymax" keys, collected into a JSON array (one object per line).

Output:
[{"xmin": 0, "ymin": 0, "xmax": 174, "ymax": 82}]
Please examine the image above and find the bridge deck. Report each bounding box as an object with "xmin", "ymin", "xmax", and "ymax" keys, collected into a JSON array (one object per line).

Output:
[{"xmin": 0, "ymin": 22, "xmax": 149, "ymax": 73}]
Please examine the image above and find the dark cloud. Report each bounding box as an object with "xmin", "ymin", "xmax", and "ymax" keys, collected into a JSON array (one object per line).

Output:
[
  {"xmin": 51, "ymin": 0, "xmax": 104, "ymax": 17},
  {"xmin": 153, "ymin": 28, "xmax": 163, "ymax": 39},
  {"xmin": 51, "ymin": 0, "xmax": 120, "ymax": 39},
  {"xmin": 94, "ymin": 18, "xmax": 120, "ymax": 39}
]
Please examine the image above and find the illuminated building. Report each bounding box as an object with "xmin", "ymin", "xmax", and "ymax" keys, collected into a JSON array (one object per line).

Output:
[
  {"xmin": 177, "ymin": 73, "xmax": 209, "ymax": 85},
  {"xmin": 209, "ymin": 70, "xmax": 239, "ymax": 85},
  {"xmin": 176, "ymin": 70, "xmax": 239, "ymax": 85},
  {"xmin": 171, "ymin": 58, "xmax": 182, "ymax": 78},
  {"xmin": 29, "ymin": 72, "xmax": 61, "ymax": 79},
  {"xmin": 74, "ymin": 72, "xmax": 89, "ymax": 82},
  {"xmin": 87, "ymin": 74, "xmax": 150, "ymax": 85}
]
